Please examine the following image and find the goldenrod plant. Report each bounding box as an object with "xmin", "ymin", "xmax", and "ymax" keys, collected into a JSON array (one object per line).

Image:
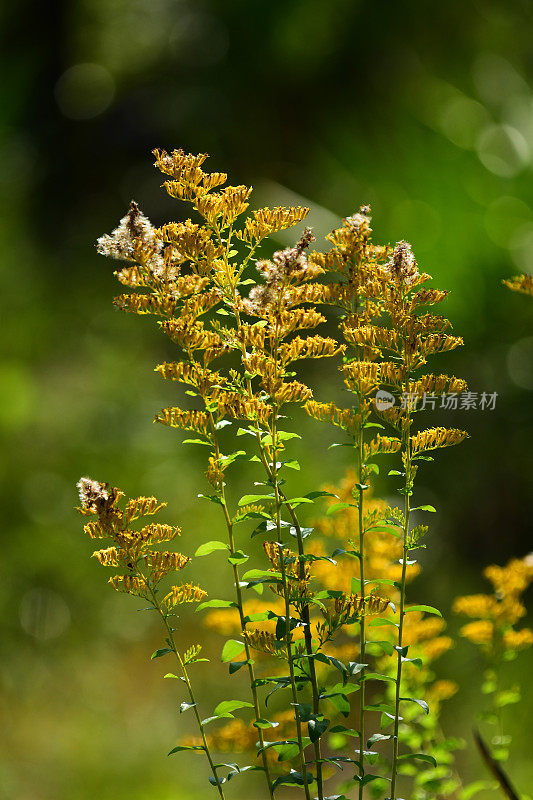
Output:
[
  {"xmin": 76, "ymin": 148, "xmax": 529, "ymax": 799},
  {"xmin": 453, "ymin": 556, "xmax": 533, "ymax": 795},
  {"xmin": 75, "ymin": 478, "xmax": 226, "ymax": 796}
]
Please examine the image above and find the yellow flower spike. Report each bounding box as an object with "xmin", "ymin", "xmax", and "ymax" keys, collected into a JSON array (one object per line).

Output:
[
  {"xmin": 114, "ymin": 293, "xmax": 178, "ymax": 317},
  {"xmin": 278, "ymin": 335, "xmax": 345, "ymax": 365},
  {"xmin": 163, "ymin": 583, "xmax": 208, "ymax": 607},
  {"xmin": 460, "ymin": 619, "xmax": 494, "ymax": 645},
  {"xmin": 305, "ymin": 399, "xmax": 357, "ymax": 435},
  {"xmin": 155, "ymin": 407, "xmax": 211, "ymax": 435},
  {"xmin": 236, "ymin": 205, "xmax": 309, "ymax": 244},
  {"xmin": 108, "ymin": 575, "xmax": 148, "ymax": 596},
  {"xmin": 503, "ymin": 273, "xmax": 533, "ymax": 296},
  {"xmin": 143, "ymin": 551, "xmax": 191, "ymax": 582},
  {"xmin": 139, "ymin": 522, "xmax": 181, "ymax": 544},
  {"xmin": 410, "ymin": 426, "xmax": 469, "ymax": 455},
  {"xmin": 92, "ymin": 547, "xmax": 121, "ymax": 567},
  {"xmin": 452, "ymin": 594, "xmax": 496, "ymax": 618},
  {"xmin": 363, "ymin": 434, "xmax": 402, "ymax": 462},
  {"xmin": 503, "ymin": 629, "xmax": 533, "ymax": 650},
  {"xmin": 123, "ymin": 495, "xmax": 167, "ymax": 524}
]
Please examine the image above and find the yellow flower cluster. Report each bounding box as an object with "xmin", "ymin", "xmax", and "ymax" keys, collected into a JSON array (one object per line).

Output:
[
  {"xmin": 454, "ymin": 554, "xmax": 533, "ymax": 653},
  {"xmin": 76, "ymin": 477, "xmax": 203, "ymax": 608}
]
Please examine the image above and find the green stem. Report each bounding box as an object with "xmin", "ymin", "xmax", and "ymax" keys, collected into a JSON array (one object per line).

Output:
[
  {"xmin": 208, "ymin": 414, "xmax": 275, "ymax": 800},
  {"xmin": 148, "ymin": 585, "xmax": 227, "ymax": 800},
  {"xmin": 272, "ymin": 411, "xmax": 313, "ymax": 800},
  {"xmin": 390, "ymin": 369, "xmax": 412, "ymax": 800},
  {"xmin": 356, "ymin": 426, "xmax": 366, "ymax": 799}
]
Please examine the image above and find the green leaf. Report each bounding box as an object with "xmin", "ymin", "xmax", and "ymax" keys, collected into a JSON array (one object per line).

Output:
[
  {"xmin": 219, "ymin": 450, "xmax": 247, "ymax": 466},
  {"xmin": 221, "ymin": 639, "xmax": 245, "ymax": 663},
  {"xmin": 228, "ymin": 550, "xmax": 249, "ymax": 566},
  {"xmin": 412, "ymin": 504, "xmax": 437, "ymax": 512},
  {"xmin": 327, "ymin": 502, "xmax": 356, "ymax": 516},
  {"xmin": 368, "ymin": 617, "xmax": 399, "ymax": 628},
  {"xmin": 151, "ymin": 647, "xmax": 173, "ymax": 659},
  {"xmin": 362, "ymin": 672, "xmax": 396, "ymax": 683},
  {"xmin": 286, "ymin": 496, "xmax": 314, "ymax": 506},
  {"xmin": 309, "ymin": 718, "xmax": 330, "ymax": 743},
  {"xmin": 238, "ymin": 493, "xmax": 274, "ymax": 505},
  {"xmin": 275, "ymin": 742, "xmax": 302, "ymax": 761},
  {"xmin": 283, "ymin": 459, "xmax": 300, "ymax": 470},
  {"xmin": 214, "ymin": 700, "xmax": 254, "ymax": 716},
  {"xmin": 254, "ymin": 718, "xmax": 279, "ymax": 729},
  {"xmin": 195, "ymin": 540, "xmax": 229, "ymax": 557},
  {"xmin": 365, "ymin": 525, "xmax": 402, "ymax": 538},
  {"xmin": 405, "ymin": 604, "xmax": 442, "ymax": 617},
  {"xmin": 202, "ymin": 714, "xmax": 234, "ymax": 726},
  {"xmin": 229, "ymin": 660, "xmax": 250, "ymax": 675},
  {"xmin": 398, "ymin": 752, "xmax": 437, "ymax": 767},
  {"xmin": 277, "ymin": 431, "xmax": 302, "ymax": 441},
  {"xmin": 401, "ymin": 696, "xmax": 430, "ymax": 714},
  {"xmin": 329, "ymin": 725, "xmax": 360, "ymax": 737},
  {"xmin": 180, "ymin": 702, "xmax": 197, "ymax": 713},
  {"xmin": 168, "ymin": 745, "xmax": 205, "ymax": 755},
  {"xmin": 367, "ymin": 733, "xmax": 392, "ymax": 747},
  {"xmin": 271, "ymin": 769, "xmax": 313, "ymax": 789},
  {"xmin": 354, "ymin": 773, "xmax": 385, "ymax": 786},
  {"xmin": 183, "ymin": 438, "xmax": 211, "ymax": 446},
  {"xmin": 402, "ymin": 656, "xmax": 423, "ymax": 669},
  {"xmin": 364, "ymin": 578, "xmax": 398, "ymax": 587},
  {"xmin": 366, "ymin": 640, "xmax": 394, "ymax": 656},
  {"xmin": 197, "ymin": 599, "xmax": 238, "ymax": 612},
  {"xmin": 197, "ymin": 493, "xmax": 223, "ymax": 505},
  {"xmin": 242, "ymin": 568, "xmax": 282, "ymax": 581}
]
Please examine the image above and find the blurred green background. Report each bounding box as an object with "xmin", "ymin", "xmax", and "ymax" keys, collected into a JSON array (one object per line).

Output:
[{"xmin": 1, "ymin": 0, "xmax": 533, "ymax": 798}]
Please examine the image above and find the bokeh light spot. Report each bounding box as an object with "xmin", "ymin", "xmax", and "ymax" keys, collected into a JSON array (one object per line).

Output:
[
  {"xmin": 55, "ymin": 63, "xmax": 115, "ymax": 120},
  {"xmin": 472, "ymin": 53, "xmax": 529, "ymax": 108},
  {"xmin": 484, "ymin": 195, "xmax": 532, "ymax": 247},
  {"xmin": 438, "ymin": 96, "xmax": 488, "ymax": 149},
  {"xmin": 509, "ymin": 223, "xmax": 533, "ymax": 272},
  {"xmin": 476, "ymin": 124, "xmax": 529, "ymax": 177},
  {"xmin": 507, "ymin": 337, "xmax": 533, "ymax": 390}
]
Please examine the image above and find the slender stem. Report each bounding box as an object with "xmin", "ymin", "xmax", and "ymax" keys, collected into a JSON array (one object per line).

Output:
[
  {"xmin": 244, "ymin": 406, "xmax": 324, "ymax": 796},
  {"xmin": 272, "ymin": 411, "xmax": 312, "ymax": 800},
  {"xmin": 147, "ymin": 585, "xmax": 226, "ymax": 800},
  {"xmin": 356, "ymin": 425, "xmax": 366, "ymax": 799},
  {"xmin": 289, "ymin": 510, "xmax": 324, "ymax": 799},
  {"xmin": 390, "ymin": 365, "xmax": 412, "ymax": 800},
  {"xmin": 208, "ymin": 413, "xmax": 275, "ymax": 799}
]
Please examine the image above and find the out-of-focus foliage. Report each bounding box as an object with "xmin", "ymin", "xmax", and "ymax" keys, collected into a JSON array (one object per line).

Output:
[{"xmin": 1, "ymin": 1, "xmax": 532, "ymax": 798}]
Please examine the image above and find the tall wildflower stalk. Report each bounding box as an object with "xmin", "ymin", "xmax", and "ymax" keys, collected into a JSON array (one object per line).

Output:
[
  {"xmin": 373, "ymin": 241, "xmax": 468, "ymax": 797},
  {"xmin": 83, "ymin": 148, "xmax": 476, "ymax": 798},
  {"xmin": 75, "ymin": 479, "xmax": 226, "ymax": 797},
  {"xmin": 306, "ymin": 225, "xmax": 468, "ymax": 796},
  {"xmin": 305, "ymin": 207, "xmax": 399, "ymax": 795}
]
